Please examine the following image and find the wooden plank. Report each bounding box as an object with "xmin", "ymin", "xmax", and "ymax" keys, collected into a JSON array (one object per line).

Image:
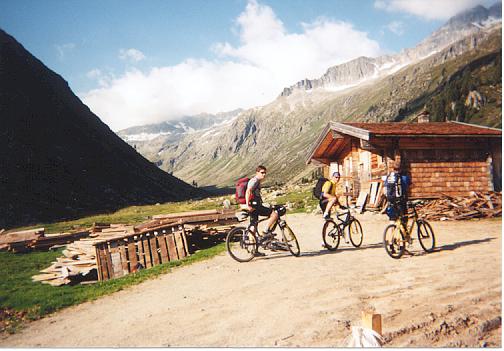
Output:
[
  {"xmin": 127, "ymin": 238, "xmax": 138, "ymax": 271},
  {"xmin": 95, "ymin": 244, "xmax": 104, "ymax": 281},
  {"xmin": 102, "ymin": 243, "xmax": 114, "ymax": 279},
  {"xmin": 180, "ymin": 227, "xmax": 190, "ymax": 256},
  {"xmin": 137, "ymin": 235, "xmax": 146, "ymax": 268},
  {"xmin": 158, "ymin": 232, "xmax": 169, "ymax": 263},
  {"xmin": 152, "ymin": 209, "xmax": 221, "ymax": 220},
  {"xmin": 149, "ymin": 233, "xmax": 160, "ymax": 265},
  {"xmin": 362, "ymin": 312, "xmax": 382, "ymax": 336},
  {"xmin": 356, "ymin": 191, "xmax": 368, "ymax": 213},
  {"xmin": 174, "ymin": 231, "xmax": 187, "ymax": 259},
  {"xmin": 166, "ymin": 233, "xmax": 179, "ymax": 261},
  {"xmin": 117, "ymin": 241, "xmax": 130, "ymax": 275},
  {"xmin": 109, "ymin": 242, "xmax": 124, "ymax": 278},
  {"xmin": 369, "ymin": 182, "xmax": 380, "ymax": 205},
  {"xmin": 142, "ymin": 235, "xmax": 153, "ymax": 268}
]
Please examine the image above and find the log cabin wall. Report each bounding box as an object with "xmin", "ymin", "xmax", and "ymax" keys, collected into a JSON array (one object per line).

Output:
[
  {"xmin": 401, "ymin": 137, "xmax": 496, "ymax": 198},
  {"xmin": 349, "ymin": 137, "xmax": 497, "ymax": 199},
  {"xmin": 404, "ymin": 149, "xmax": 492, "ymax": 198},
  {"xmin": 490, "ymin": 140, "xmax": 502, "ymax": 191}
]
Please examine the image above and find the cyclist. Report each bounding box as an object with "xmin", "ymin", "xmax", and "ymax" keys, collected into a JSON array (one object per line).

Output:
[
  {"xmin": 246, "ymin": 165, "xmax": 278, "ymax": 243},
  {"xmin": 320, "ymin": 171, "xmax": 342, "ymax": 220},
  {"xmin": 384, "ymin": 160, "xmax": 410, "ymax": 222}
]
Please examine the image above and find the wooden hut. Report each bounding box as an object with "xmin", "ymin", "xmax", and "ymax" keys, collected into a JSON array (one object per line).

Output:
[{"xmin": 306, "ymin": 121, "xmax": 502, "ymax": 200}]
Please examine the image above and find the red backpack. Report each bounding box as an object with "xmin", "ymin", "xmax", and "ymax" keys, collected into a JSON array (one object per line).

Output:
[{"xmin": 235, "ymin": 177, "xmax": 251, "ymax": 204}]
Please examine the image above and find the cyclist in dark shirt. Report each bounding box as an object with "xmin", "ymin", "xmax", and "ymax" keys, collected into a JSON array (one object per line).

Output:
[{"xmin": 246, "ymin": 165, "xmax": 278, "ymax": 241}]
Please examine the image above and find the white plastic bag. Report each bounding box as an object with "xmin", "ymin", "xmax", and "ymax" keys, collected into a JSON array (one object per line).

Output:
[{"xmin": 346, "ymin": 326, "xmax": 384, "ymax": 347}]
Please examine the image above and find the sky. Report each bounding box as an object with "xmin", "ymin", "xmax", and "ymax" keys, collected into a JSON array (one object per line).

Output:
[{"xmin": 0, "ymin": 0, "xmax": 499, "ymax": 131}]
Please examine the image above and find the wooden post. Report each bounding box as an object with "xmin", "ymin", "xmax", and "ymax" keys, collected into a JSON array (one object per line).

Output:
[{"xmin": 362, "ymin": 311, "xmax": 382, "ymax": 335}]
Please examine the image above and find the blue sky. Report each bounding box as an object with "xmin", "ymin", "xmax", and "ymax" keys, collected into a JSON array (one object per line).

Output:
[{"xmin": 0, "ymin": 0, "xmax": 498, "ymax": 130}]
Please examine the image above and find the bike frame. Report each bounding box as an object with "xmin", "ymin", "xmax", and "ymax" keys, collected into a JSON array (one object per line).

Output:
[
  {"xmin": 394, "ymin": 203, "xmax": 419, "ymax": 242},
  {"xmin": 326, "ymin": 207, "xmax": 353, "ymax": 240},
  {"xmin": 245, "ymin": 213, "xmax": 287, "ymax": 245}
]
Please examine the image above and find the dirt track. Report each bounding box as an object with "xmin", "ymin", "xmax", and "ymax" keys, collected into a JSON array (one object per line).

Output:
[{"xmin": 0, "ymin": 212, "xmax": 501, "ymax": 347}]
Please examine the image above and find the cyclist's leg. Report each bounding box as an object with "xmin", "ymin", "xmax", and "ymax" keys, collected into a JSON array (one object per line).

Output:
[
  {"xmin": 262, "ymin": 206, "xmax": 277, "ymax": 233},
  {"xmin": 267, "ymin": 211, "xmax": 278, "ymax": 231},
  {"xmin": 324, "ymin": 196, "xmax": 338, "ymax": 217},
  {"xmin": 254, "ymin": 204, "xmax": 275, "ymax": 235},
  {"xmin": 319, "ymin": 199, "xmax": 328, "ymax": 213}
]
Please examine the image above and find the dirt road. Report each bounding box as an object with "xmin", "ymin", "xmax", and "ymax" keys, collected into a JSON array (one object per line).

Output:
[{"xmin": 0, "ymin": 212, "xmax": 501, "ymax": 347}]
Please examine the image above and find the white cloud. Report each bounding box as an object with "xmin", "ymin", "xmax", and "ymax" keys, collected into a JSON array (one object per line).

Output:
[
  {"xmin": 386, "ymin": 20, "xmax": 405, "ymax": 35},
  {"xmin": 86, "ymin": 68, "xmax": 102, "ymax": 79},
  {"xmin": 374, "ymin": 0, "xmax": 491, "ymax": 20},
  {"xmin": 81, "ymin": 0, "xmax": 382, "ymax": 131},
  {"xmin": 86, "ymin": 68, "xmax": 115, "ymax": 88},
  {"xmin": 55, "ymin": 43, "xmax": 75, "ymax": 60},
  {"xmin": 119, "ymin": 48, "xmax": 146, "ymax": 62}
]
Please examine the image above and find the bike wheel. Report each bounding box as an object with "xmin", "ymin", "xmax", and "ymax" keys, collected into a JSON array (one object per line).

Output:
[
  {"xmin": 226, "ymin": 227, "xmax": 256, "ymax": 262},
  {"xmin": 282, "ymin": 224, "xmax": 300, "ymax": 257},
  {"xmin": 383, "ymin": 224, "xmax": 405, "ymax": 259},
  {"xmin": 348, "ymin": 218, "xmax": 363, "ymax": 248},
  {"xmin": 322, "ymin": 220, "xmax": 341, "ymax": 251},
  {"xmin": 417, "ymin": 219, "xmax": 435, "ymax": 252}
]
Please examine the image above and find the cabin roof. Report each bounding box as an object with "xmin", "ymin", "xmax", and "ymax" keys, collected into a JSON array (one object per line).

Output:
[
  {"xmin": 345, "ymin": 121, "xmax": 502, "ymax": 137},
  {"xmin": 306, "ymin": 121, "xmax": 501, "ymax": 165}
]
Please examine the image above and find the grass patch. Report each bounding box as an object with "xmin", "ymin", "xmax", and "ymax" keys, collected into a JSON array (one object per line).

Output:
[
  {"xmin": 0, "ymin": 243, "xmax": 227, "ymax": 333},
  {"xmin": 272, "ymin": 187, "xmax": 319, "ymax": 214}
]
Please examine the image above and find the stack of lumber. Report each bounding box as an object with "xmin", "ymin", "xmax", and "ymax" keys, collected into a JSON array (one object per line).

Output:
[
  {"xmin": 32, "ymin": 210, "xmax": 240, "ymax": 286},
  {"xmin": 151, "ymin": 209, "xmax": 238, "ymax": 233},
  {"xmin": 29, "ymin": 230, "xmax": 90, "ymax": 250},
  {"xmin": 152, "ymin": 208, "xmax": 236, "ymax": 223},
  {"xmin": 416, "ymin": 191, "xmax": 502, "ymax": 221},
  {"xmin": 0, "ymin": 228, "xmax": 45, "ymax": 252},
  {"xmin": 32, "ymin": 224, "xmax": 134, "ymax": 286},
  {"xmin": 0, "ymin": 227, "xmax": 91, "ymax": 252}
]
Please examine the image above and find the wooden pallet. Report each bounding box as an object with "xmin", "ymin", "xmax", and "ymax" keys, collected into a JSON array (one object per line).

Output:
[{"xmin": 94, "ymin": 224, "xmax": 190, "ymax": 281}]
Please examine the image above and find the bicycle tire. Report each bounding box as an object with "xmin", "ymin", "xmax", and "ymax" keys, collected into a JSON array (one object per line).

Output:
[
  {"xmin": 417, "ymin": 219, "xmax": 435, "ymax": 252},
  {"xmin": 383, "ymin": 224, "xmax": 405, "ymax": 259},
  {"xmin": 348, "ymin": 218, "xmax": 363, "ymax": 248},
  {"xmin": 322, "ymin": 220, "xmax": 341, "ymax": 251},
  {"xmin": 282, "ymin": 224, "xmax": 300, "ymax": 257},
  {"xmin": 226, "ymin": 226, "xmax": 256, "ymax": 262}
]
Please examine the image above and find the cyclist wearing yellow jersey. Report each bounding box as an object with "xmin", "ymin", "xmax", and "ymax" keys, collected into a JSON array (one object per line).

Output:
[{"xmin": 320, "ymin": 171, "xmax": 341, "ymax": 220}]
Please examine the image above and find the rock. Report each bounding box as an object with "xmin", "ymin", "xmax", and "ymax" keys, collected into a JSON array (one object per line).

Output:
[{"xmin": 478, "ymin": 316, "xmax": 501, "ymax": 333}]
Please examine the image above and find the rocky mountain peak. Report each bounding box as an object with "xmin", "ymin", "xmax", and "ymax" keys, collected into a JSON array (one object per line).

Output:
[{"xmin": 280, "ymin": 3, "xmax": 502, "ymax": 97}]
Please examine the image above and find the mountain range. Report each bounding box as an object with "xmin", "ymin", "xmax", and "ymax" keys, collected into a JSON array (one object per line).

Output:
[
  {"xmin": 0, "ymin": 29, "xmax": 202, "ymax": 229},
  {"xmin": 118, "ymin": 3, "xmax": 501, "ymax": 188}
]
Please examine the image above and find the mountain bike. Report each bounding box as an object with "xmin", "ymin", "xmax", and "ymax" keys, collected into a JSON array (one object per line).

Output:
[
  {"xmin": 226, "ymin": 205, "xmax": 300, "ymax": 262},
  {"xmin": 383, "ymin": 200, "xmax": 436, "ymax": 259},
  {"xmin": 322, "ymin": 206, "xmax": 364, "ymax": 250}
]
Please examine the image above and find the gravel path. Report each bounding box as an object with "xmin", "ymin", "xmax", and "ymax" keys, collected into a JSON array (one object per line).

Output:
[{"xmin": 1, "ymin": 212, "xmax": 501, "ymax": 347}]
